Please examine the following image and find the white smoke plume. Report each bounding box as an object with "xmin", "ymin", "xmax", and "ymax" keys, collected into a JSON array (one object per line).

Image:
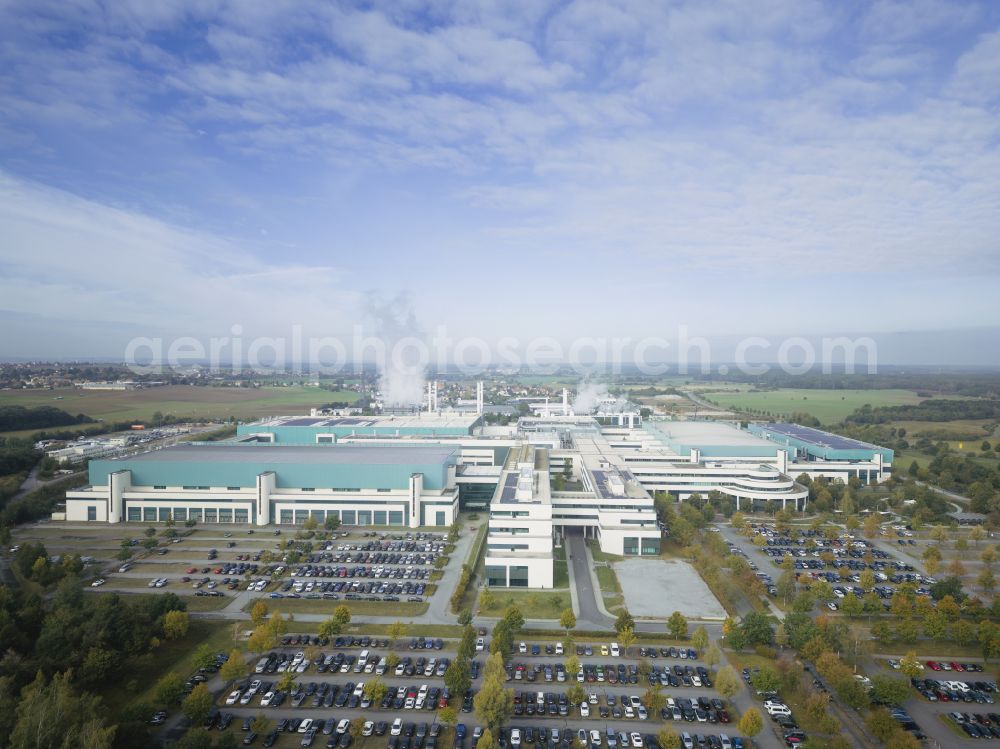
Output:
[
  {"xmin": 572, "ymin": 381, "xmax": 630, "ymax": 414},
  {"xmin": 364, "ymin": 292, "xmax": 426, "ymax": 408}
]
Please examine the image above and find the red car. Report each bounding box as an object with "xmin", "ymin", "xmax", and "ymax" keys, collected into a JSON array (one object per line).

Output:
[
  {"xmin": 927, "ymin": 661, "xmax": 942, "ymax": 671},
  {"xmin": 186, "ymin": 567, "xmax": 197, "ymax": 574},
  {"xmin": 951, "ymin": 662, "xmax": 965, "ymax": 672},
  {"xmin": 718, "ymin": 710, "xmax": 730, "ymax": 723}
]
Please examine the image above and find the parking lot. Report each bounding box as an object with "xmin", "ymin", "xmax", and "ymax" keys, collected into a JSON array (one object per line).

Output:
[
  {"xmin": 51, "ymin": 525, "xmax": 452, "ymax": 615},
  {"xmin": 614, "ymin": 559, "xmax": 726, "ymax": 620},
  {"xmin": 186, "ymin": 634, "xmax": 751, "ymax": 749}
]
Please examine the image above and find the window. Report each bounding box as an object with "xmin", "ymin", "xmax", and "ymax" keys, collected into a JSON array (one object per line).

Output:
[
  {"xmin": 373, "ymin": 511, "xmax": 387, "ymax": 525},
  {"xmin": 189, "ymin": 508, "xmax": 203, "ymax": 522},
  {"xmin": 219, "ymin": 508, "xmax": 233, "ymax": 523},
  {"xmin": 204, "ymin": 509, "xmax": 217, "ymax": 523},
  {"xmin": 153, "ymin": 485, "xmax": 166, "ymax": 490},
  {"xmin": 317, "ymin": 435, "xmax": 334, "ymax": 444},
  {"xmin": 280, "ymin": 509, "xmax": 293, "ymax": 524},
  {"xmin": 294, "ymin": 510, "xmax": 309, "ymax": 524},
  {"xmin": 641, "ymin": 538, "xmax": 661, "ymax": 555},
  {"xmin": 508, "ymin": 566, "xmax": 529, "ymax": 588},
  {"xmin": 388, "ymin": 510, "xmax": 403, "ymax": 526},
  {"xmin": 158, "ymin": 508, "xmax": 172, "ymax": 522},
  {"xmin": 87, "ymin": 506, "xmax": 97, "ymax": 521},
  {"xmin": 127, "ymin": 507, "xmax": 141, "ymax": 522},
  {"xmin": 143, "ymin": 507, "xmax": 157, "ymax": 522},
  {"xmin": 436, "ymin": 511, "xmax": 446, "ymax": 526},
  {"xmin": 227, "ymin": 486, "xmax": 241, "ymax": 491},
  {"xmin": 234, "ymin": 509, "xmax": 248, "ymax": 524},
  {"xmin": 341, "ymin": 510, "xmax": 356, "ymax": 525},
  {"xmin": 301, "ymin": 487, "xmax": 315, "ymax": 492},
  {"xmin": 623, "ymin": 537, "xmax": 639, "ymax": 555},
  {"xmin": 174, "ymin": 508, "xmax": 187, "ymax": 521},
  {"xmin": 358, "ymin": 511, "xmax": 371, "ymax": 526},
  {"xmin": 486, "ymin": 565, "xmax": 507, "ymax": 586},
  {"xmin": 325, "ymin": 510, "xmax": 339, "ymax": 524}
]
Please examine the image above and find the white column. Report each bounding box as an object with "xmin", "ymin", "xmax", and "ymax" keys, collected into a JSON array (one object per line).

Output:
[
  {"xmin": 256, "ymin": 471, "xmax": 275, "ymax": 526},
  {"xmin": 108, "ymin": 469, "xmax": 130, "ymax": 524},
  {"xmin": 408, "ymin": 473, "xmax": 424, "ymax": 528}
]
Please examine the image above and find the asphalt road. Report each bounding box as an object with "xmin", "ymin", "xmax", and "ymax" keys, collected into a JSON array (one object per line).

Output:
[{"xmin": 567, "ymin": 532, "xmax": 613, "ymax": 630}]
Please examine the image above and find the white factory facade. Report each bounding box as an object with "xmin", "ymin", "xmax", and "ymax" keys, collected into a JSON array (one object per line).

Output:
[{"xmin": 63, "ymin": 394, "xmax": 892, "ymax": 589}]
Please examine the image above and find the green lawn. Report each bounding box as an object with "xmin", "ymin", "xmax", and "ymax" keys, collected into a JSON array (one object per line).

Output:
[
  {"xmin": 246, "ymin": 597, "xmax": 429, "ymax": 617},
  {"xmin": 595, "ymin": 566, "xmax": 621, "ymax": 594},
  {"xmin": 553, "ymin": 560, "xmax": 569, "ymax": 588},
  {"xmin": 0, "ymin": 384, "xmax": 358, "ymax": 436},
  {"xmin": 704, "ymin": 388, "xmax": 929, "ymax": 424},
  {"xmin": 478, "ymin": 589, "xmax": 570, "ymax": 619}
]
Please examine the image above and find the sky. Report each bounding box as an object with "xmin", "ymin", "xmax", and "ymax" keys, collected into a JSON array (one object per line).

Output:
[{"xmin": 1, "ymin": 0, "xmax": 1000, "ymax": 366}]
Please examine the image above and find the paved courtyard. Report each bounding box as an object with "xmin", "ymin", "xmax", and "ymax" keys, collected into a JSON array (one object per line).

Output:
[{"xmin": 615, "ymin": 558, "xmax": 727, "ymax": 619}]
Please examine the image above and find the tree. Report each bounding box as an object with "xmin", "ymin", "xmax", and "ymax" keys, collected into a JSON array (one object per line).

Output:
[
  {"xmin": 980, "ymin": 568, "xmax": 997, "ymax": 595},
  {"xmin": 333, "ymin": 605, "xmax": 352, "ymax": 626},
  {"xmin": 615, "ymin": 608, "xmax": 635, "ymax": 635},
  {"xmin": 437, "ymin": 706, "xmax": 458, "ymax": 727},
  {"xmin": 618, "ymin": 627, "xmax": 637, "ymax": 655},
  {"xmin": 704, "ymin": 644, "xmax": 721, "ymax": 668},
  {"xmin": 163, "ymin": 609, "xmax": 189, "ymax": 640},
  {"xmin": 477, "ymin": 728, "xmax": 495, "ymax": 749},
  {"xmin": 458, "ymin": 626, "xmax": 477, "ymax": 661},
  {"xmin": 565, "ymin": 684, "xmax": 586, "ymax": 709},
  {"xmin": 739, "ymin": 611, "xmax": 774, "ymax": 646},
  {"xmin": 657, "ymin": 729, "xmax": 681, "ymax": 749},
  {"xmin": 250, "ymin": 600, "xmax": 269, "ymax": 626},
  {"xmin": 10, "ymin": 672, "xmax": 115, "ymax": 749},
  {"xmin": 667, "ymin": 611, "xmax": 688, "ymax": 640},
  {"xmin": 156, "ymin": 672, "xmax": 186, "ymax": 705},
  {"xmin": 276, "ymin": 671, "xmax": 296, "ymax": 694},
  {"xmin": 840, "ymin": 592, "xmax": 863, "ymax": 618},
  {"xmin": 457, "ymin": 607, "xmax": 473, "ymax": 626},
  {"xmin": 559, "ymin": 608, "xmax": 576, "ymax": 634},
  {"xmin": 691, "ymin": 626, "xmax": 708, "ymax": 652},
  {"xmin": 325, "ymin": 515, "xmax": 341, "ymax": 531},
  {"xmin": 737, "ymin": 707, "xmax": 763, "ymax": 737},
  {"xmin": 388, "ymin": 620, "xmax": 408, "ymax": 645},
  {"xmin": 870, "ymin": 675, "xmax": 910, "ymax": 706},
  {"xmin": 445, "ymin": 656, "xmax": 471, "ymax": 697},
  {"xmin": 220, "ymin": 650, "xmax": 248, "ymax": 682},
  {"xmin": 714, "ymin": 666, "xmax": 740, "ymax": 699},
  {"xmin": 750, "ymin": 666, "xmax": 780, "ymax": 695},
  {"xmin": 318, "ymin": 617, "xmax": 343, "ymax": 640},
  {"xmin": 364, "ymin": 676, "xmax": 387, "ymax": 705},
  {"xmin": 899, "ymin": 652, "xmax": 923, "ymax": 679},
  {"xmin": 192, "ymin": 643, "xmax": 217, "ymax": 671},
  {"xmin": 473, "ymin": 673, "xmax": 513, "ymax": 734},
  {"xmin": 251, "ymin": 713, "xmax": 272, "ymax": 735},
  {"xmin": 182, "ymin": 683, "xmax": 214, "ymax": 724}
]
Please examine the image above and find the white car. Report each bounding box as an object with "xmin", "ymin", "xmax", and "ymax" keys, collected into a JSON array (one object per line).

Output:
[
  {"xmin": 476, "ymin": 638, "xmax": 485, "ymax": 652},
  {"xmin": 260, "ymin": 691, "xmax": 275, "ymax": 707},
  {"xmin": 623, "ymin": 705, "xmax": 635, "ymax": 719},
  {"xmin": 636, "ymin": 706, "xmax": 648, "ymax": 721},
  {"xmin": 510, "ymin": 729, "xmax": 522, "ymax": 747},
  {"xmin": 336, "ymin": 720, "xmax": 351, "ymax": 735},
  {"xmin": 630, "ymin": 733, "xmax": 643, "ymax": 748},
  {"xmin": 555, "ymin": 643, "xmax": 564, "ymax": 656},
  {"xmin": 391, "ymin": 719, "xmax": 402, "ymax": 736},
  {"xmin": 580, "ymin": 702, "xmax": 590, "ymax": 718},
  {"xmin": 589, "ymin": 693, "xmax": 598, "ymax": 704},
  {"xmin": 225, "ymin": 690, "xmax": 241, "ymax": 705},
  {"xmin": 298, "ymin": 719, "xmax": 314, "ymax": 734},
  {"xmin": 362, "ymin": 721, "xmax": 374, "ymax": 737},
  {"xmin": 90, "ymin": 578, "xmax": 106, "ymax": 587},
  {"xmin": 519, "ymin": 642, "xmax": 527, "ymax": 654}
]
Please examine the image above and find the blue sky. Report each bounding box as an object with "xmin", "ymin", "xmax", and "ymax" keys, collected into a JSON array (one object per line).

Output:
[{"xmin": 1, "ymin": 0, "xmax": 1000, "ymax": 364}]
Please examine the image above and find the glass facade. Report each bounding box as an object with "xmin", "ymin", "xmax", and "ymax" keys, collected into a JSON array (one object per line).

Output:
[
  {"xmin": 127, "ymin": 507, "xmax": 141, "ymax": 522},
  {"xmin": 641, "ymin": 537, "xmax": 660, "ymax": 555},
  {"xmin": 341, "ymin": 510, "xmax": 356, "ymax": 525},
  {"xmin": 358, "ymin": 510, "xmax": 371, "ymax": 525},
  {"xmin": 486, "ymin": 565, "xmax": 507, "ymax": 586},
  {"xmin": 508, "ymin": 566, "xmax": 529, "ymax": 588},
  {"xmin": 374, "ymin": 511, "xmax": 387, "ymax": 525},
  {"xmin": 436, "ymin": 511, "xmax": 446, "ymax": 526},
  {"xmin": 623, "ymin": 537, "xmax": 639, "ymax": 555},
  {"xmin": 87, "ymin": 506, "xmax": 97, "ymax": 521},
  {"xmin": 388, "ymin": 511, "xmax": 403, "ymax": 525}
]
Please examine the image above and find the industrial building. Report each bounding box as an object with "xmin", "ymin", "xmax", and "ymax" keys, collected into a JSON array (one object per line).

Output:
[{"xmin": 63, "ymin": 401, "xmax": 893, "ymax": 589}]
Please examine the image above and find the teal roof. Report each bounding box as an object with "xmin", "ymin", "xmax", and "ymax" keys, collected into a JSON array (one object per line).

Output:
[
  {"xmin": 89, "ymin": 443, "xmax": 457, "ymax": 490},
  {"xmin": 748, "ymin": 423, "xmax": 894, "ymax": 463}
]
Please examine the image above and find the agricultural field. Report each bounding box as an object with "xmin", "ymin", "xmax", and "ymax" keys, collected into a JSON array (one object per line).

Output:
[
  {"xmin": 703, "ymin": 387, "xmax": 929, "ymax": 423},
  {"xmin": 0, "ymin": 384, "xmax": 359, "ymax": 437}
]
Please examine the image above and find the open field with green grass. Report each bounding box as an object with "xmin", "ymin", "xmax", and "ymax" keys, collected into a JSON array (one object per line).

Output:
[
  {"xmin": 0, "ymin": 384, "xmax": 358, "ymax": 436},
  {"xmin": 704, "ymin": 388, "xmax": 929, "ymax": 423},
  {"xmin": 888, "ymin": 419, "xmax": 998, "ymax": 440},
  {"xmin": 478, "ymin": 589, "xmax": 570, "ymax": 619},
  {"xmin": 243, "ymin": 597, "xmax": 428, "ymax": 618}
]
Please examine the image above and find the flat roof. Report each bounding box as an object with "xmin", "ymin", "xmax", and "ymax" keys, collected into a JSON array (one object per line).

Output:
[
  {"xmin": 107, "ymin": 443, "xmax": 458, "ymax": 466},
  {"xmin": 650, "ymin": 421, "xmax": 776, "ymax": 447},
  {"xmin": 252, "ymin": 413, "xmax": 480, "ymax": 429},
  {"xmin": 759, "ymin": 423, "xmax": 879, "ymax": 451}
]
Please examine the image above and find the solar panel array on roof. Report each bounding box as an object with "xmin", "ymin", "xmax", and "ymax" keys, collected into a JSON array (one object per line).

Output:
[
  {"xmin": 498, "ymin": 473, "xmax": 519, "ymax": 503},
  {"xmin": 281, "ymin": 418, "xmax": 325, "ymax": 426},
  {"xmin": 764, "ymin": 423, "xmax": 875, "ymax": 450}
]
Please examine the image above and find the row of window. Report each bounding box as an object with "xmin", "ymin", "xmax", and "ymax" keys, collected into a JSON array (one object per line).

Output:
[
  {"xmin": 486, "ymin": 564, "xmax": 530, "ymax": 587},
  {"xmin": 622, "ymin": 536, "xmax": 661, "ymax": 556},
  {"xmin": 275, "ymin": 509, "xmax": 406, "ymax": 526},
  {"xmin": 125, "ymin": 506, "xmax": 251, "ymax": 524}
]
